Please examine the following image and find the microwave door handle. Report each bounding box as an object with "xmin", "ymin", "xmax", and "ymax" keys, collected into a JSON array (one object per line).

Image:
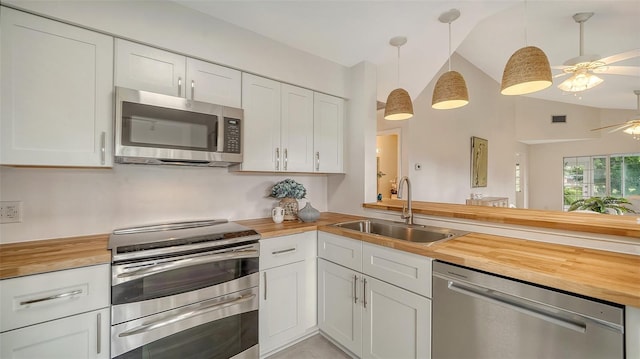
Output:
[
  {"xmin": 116, "ymin": 249, "xmax": 258, "ymax": 280},
  {"xmin": 117, "ymin": 293, "xmax": 256, "ymax": 337}
]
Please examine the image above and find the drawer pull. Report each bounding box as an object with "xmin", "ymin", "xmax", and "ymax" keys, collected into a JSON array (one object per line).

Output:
[
  {"xmin": 20, "ymin": 289, "xmax": 83, "ymax": 306},
  {"xmin": 271, "ymin": 247, "xmax": 296, "ymax": 255}
]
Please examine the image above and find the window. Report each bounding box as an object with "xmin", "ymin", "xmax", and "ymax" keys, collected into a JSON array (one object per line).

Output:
[
  {"xmin": 515, "ymin": 163, "xmax": 521, "ymax": 193},
  {"xmin": 563, "ymin": 153, "xmax": 640, "ymax": 211}
]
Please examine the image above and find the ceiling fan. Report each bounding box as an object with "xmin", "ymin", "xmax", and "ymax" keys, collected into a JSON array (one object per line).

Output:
[
  {"xmin": 553, "ymin": 12, "xmax": 640, "ymax": 93},
  {"xmin": 591, "ymin": 90, "xmax": 640, "ymax": 139}
]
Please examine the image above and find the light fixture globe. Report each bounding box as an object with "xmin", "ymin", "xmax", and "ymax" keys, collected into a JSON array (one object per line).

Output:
[
  {"xmin": 432, "ymin": 70, "xmax": 469, "ymax": 110},
  {"xmin": 501, "ymin": 46, "xmax": 552, "ymax": 95},
  {"xmin": 384, "ymin": 88, "xmax": 413, "ymax": 120},
  {"xmin": 557, "ymin": 69, "xmax": 603, "ymax": 92}
]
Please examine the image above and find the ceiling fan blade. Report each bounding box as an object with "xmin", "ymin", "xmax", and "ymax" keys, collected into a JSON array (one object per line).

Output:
[
  {"xmin": 551, "ymin": 65, "xmax": 568, "ymax": 70},
  {"xmin": 598, "ymin": 49, "xmax": 640, "ymax": 65},
  {"xmin": 553, "ymin": 72, "xmax": 569, "ymax": 78},
  {"xmin": 590, "ymin": 122, "xmax": 629, "ymax": 131},
  {"xmin": 592, "ymin": 65, "xmax": 640, "ymax": 76},
  {"xmin": 607, "ymin": 123, "xmax": 633, "ymax": 133}
]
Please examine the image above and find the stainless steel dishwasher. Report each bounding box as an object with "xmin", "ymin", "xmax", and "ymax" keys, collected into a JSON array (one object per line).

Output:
[{"xmin": 432, "ymin": 261, "xmax": 625, "ymax": 359}]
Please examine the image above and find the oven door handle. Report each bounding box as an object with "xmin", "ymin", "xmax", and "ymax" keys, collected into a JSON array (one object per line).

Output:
[
  {"xmin": 116, "ymin": 249, "xmax": 258, "ymax": 280},
  {"xmin": 117, "ymin": 293, "xmax": 256, "ymax": 337}
]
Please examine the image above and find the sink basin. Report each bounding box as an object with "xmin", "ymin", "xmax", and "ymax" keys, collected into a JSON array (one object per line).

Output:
[{"xmin": 331, "ymin": 218, "xmax": 468, "ymax": 245}]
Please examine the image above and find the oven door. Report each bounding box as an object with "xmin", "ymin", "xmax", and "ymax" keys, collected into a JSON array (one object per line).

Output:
[
  {"xmin": 111, "ymin": 242, "xmax": 259, "ymax": 325},
  {"xmin": 111, "ymin": 287, "xmax": 259, "ymax": 358}
]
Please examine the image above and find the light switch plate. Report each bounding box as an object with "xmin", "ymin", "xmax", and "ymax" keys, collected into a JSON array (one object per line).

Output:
[{"xmin": 0, "ymin": 201, "xmax": 22, "ymax": 223}]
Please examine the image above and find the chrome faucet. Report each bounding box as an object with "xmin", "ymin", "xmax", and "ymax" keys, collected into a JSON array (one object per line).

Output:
[{"xmin": 397, "ymin": 176, "xmax": 413, "ymax": 225}]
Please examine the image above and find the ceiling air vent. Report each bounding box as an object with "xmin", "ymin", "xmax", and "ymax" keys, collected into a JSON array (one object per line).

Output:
[{"xmin": 552, "ymin": 115, "xmax": 567, "ymax": 123}]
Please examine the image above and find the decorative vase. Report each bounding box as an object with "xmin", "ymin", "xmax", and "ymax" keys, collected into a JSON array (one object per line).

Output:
[
  {"xmin": 298, "ymin": 202, "xmax": 320, "ymax": 223},
  {"xmin": 279, "ymin": 197, "xmax": 298, "ymax": 221}
]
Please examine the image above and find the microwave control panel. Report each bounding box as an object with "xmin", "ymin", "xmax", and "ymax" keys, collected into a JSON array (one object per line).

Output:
[{"xmin": 223, "ymin": 118, "xmax": 241, "ymax": 154}]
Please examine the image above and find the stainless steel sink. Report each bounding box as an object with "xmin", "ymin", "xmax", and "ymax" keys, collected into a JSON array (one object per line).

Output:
[{"xmin": 332, "ymin": 218, "xmax": 468, "ymax": 244}]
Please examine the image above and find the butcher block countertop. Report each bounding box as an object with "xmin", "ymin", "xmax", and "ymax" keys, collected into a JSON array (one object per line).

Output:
[
  {"xmin": 0, "ymin": 234, "xmax": 110, "ymax": 279},
  {"xmin": 1, "ymin": 212, "xmax": 638, "ymax": 307},
  {"xmin": 364, "ymin": 199, "xmax": 640, "ymax": 238}
]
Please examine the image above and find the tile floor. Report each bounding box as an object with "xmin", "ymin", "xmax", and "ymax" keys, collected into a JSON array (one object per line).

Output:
[{"xmin": 266, "ymin": 334, "xmax": 351, "ymax": 359}]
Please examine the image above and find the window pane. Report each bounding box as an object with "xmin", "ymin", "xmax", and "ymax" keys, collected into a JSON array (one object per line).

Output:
[
  {"xmin": 592, "ymin": 157, "xmax": 607, "ymax": 197},
  {"xmin": 622, "ymin": 155, "xmax": 640, "ymax": 197},
  {"xmin": 610, "ymin": 156, "xmax": 623, "ymax": 196}
]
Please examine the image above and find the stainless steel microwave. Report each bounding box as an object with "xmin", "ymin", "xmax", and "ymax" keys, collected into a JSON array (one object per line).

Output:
[{"xmin": 114, "ymin": 87, "xmax": 243, "ymax": 167}]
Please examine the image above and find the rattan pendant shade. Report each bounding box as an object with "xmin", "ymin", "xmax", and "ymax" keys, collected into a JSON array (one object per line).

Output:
[
  {"xmin": 432, "ymin": 71, "xmax": 469, "ymax": 110},
  {"xmin": 500, "ymin": 46, "xmax": 552, "ymax": 95},
  {"xmin": 384, "ymin": 36, "xmax": 413, "ymax": 121},
  {"xmin": 432, "ymin": 9, "xmax": 469, "ymax": 110},
  {"xmin": 384, "ymin": 88, "xmax": 414, "ymax": 120}
]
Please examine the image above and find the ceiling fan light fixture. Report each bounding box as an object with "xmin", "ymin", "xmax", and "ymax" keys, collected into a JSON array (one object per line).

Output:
[
  {"xmin": 622, "ymin": 124, "xmax": 640, "ymax": 138},
  {"xmin": 557, "ymin": 70, "xmax": 603, "ymax": 92},
  {"xmin": 432, "ymin": 71, "xmax": 469, "ymax": 109},
  {"xmin": 384, "ymin": 36, "xmax": 413, "ymax": 121},
  {"xmin": 501, "ymin": 46, "xmax": 553, "ymax": 95},
  {"xmin": 384, "ymin": 88, "xmax": 414, "ymax": 120}
]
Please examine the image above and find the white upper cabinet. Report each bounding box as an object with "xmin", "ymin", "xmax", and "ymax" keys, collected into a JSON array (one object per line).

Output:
[
  {"xmin": 115, "ymin": 39, "xmax": 186, "ymax": 97},
  {"xmin": 281, "ymin": 84, "xmax": 314, "ymax": 172},
  {"xmin": 314, "ymin": 93, "xmax": 344, "ymax": 173},
  {"xmin": 186, "ymin": 58, "xmax": 241, "ymax": 107},
  {"xmin": 240, "ymin": 73, "xmax": 281, "ymax": 171},
  {"xmin": 115, "ymin": 40, "xmax": 241, "ymax": 107},
  {"xmin": 239, "ymin": 73, "xmax": 344, "ymax": 173},
  {"xmin": 0, "ymin": 7, "xmax": 114, "ymax": 167}
]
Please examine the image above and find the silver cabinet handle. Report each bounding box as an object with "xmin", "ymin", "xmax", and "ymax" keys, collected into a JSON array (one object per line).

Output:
[
  {"xmin": 275, "ymin": 148, "xmax": 280, "ymax": 171},
  {"xmin": 264, "ymin": 272, "xmax": 268, "ymax": 300},
  {"xmin": 272, "ymin": 247, "xmax": 296, "ymax": 255},
  {"xmin": 100, "ymin": 131, "xmax": 106, "ymax": 165},
  {"xmin": 354, "ymin": 275, "xmax": 358, "ymax": 304},
  {"xmin": 447, "ymin": 281, "xmax": 590, "ymax": 333},
  {"xmin": 96, "ymin": 312, "xmax": 102, "ymax": 354},
  {"xmin": 20, "ymin": 289, "xmax": 83, "ymax": 305},
  {"xmin": 118, "ymin": 294, "xmax": 255, "ymax": 337},
  {"xmin": 191, "ymin": 80, "xmax": 195, "ymax": 100},
  {"xmin": 315, "ymin": 152, "xmax": 320, "ymax": 171},
  {"xmin": 117, "ymin": 249, "xmax": 258, "ymax": 280},
  {"xmin": 178, "ymin": 77, "xmax": 182, "ymax": 96},
  {"xmin": 284, "ymin": 148, "xmax": 288, "ymax": 171},
  {"xmin": 362, "ymin": 278, "xmax": 367, "ymax": 309}
]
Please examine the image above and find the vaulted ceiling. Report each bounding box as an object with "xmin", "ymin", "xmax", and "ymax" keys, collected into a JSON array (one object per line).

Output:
[{"xmin": 178, "ymin": 1, "xmax": 640, "ymax": 110}]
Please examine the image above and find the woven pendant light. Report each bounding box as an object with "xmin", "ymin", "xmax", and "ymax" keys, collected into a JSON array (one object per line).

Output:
[
  {"xmin": 501, "ymin": 46, "xmax": 552, "ymax": 95},
  {"xmin": 500, "ymin": 1, "xmax": 552, "ymax": 96},
  {"xmin": 384, "ymin": 36, "xmax": 413, "ymax": 121},
  {"xmin": 432, "ymin": 9, "xmax": 469, "ymax": 110}
]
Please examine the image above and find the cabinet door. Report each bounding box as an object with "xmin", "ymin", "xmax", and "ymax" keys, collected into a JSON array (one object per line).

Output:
[
  {"xmin": 362, "ymin": 276, "xmax": 431, "ymax": 359},
  {"xmin": 280, "ymin": 84, "xmax": 314, "ymax": 172},
  {"xmin": 185, "ymin": 58, "xmax": 241, "ymax": 107},
  {"xmin": 260, "ymin": 260, "xmax": 311, "ymax": 355},
  {"xmin": 240, "ymin": 73, "xmax": 281, "ymax": 171},
  {"xmin": 0, "ymin": 7, "xmax": 113, "ymax": 167},
  {"xmin": 0, "ymin": 307, "xmax": 110, "ymax": 359},
  {"xmin": 115, "ymin": 39, "xmax": 186, "ymax": 97},
  {"xmin": 313, "ymin": 93, "xmax": 344, "ymax": 173},
  {"xmin": 317, "ymin": 259, "xmax": 362, "ymax": 357}
]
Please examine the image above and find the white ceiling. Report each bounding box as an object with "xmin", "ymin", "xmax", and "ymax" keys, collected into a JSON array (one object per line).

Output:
[{"xmin": 177, "ymin": 1, "xmax": 640, "ymax": 110}]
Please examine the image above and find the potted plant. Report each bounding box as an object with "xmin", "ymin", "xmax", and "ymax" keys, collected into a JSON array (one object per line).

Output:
[
  {"xmin": 269, "ymin": 179, "xmax": 306, "ymax": 220},
  {"xmin": 568, "ymin": 196, "xmax": 637, "ymax": 215}
]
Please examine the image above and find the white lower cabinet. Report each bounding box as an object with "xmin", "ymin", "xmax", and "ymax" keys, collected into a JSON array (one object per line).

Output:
[
  {"xmin": 318, "ymin": 232, "xmax": 432, "ymax": 359},
  {"xmin": 259, "ymin": 232, "xmax": 317, "ymax": 356},
  {"xmin": 0, "ymin": 307, "xmax": 110, "ymax": 359},
  {"xmin": 0, "ymin": 264, "xmax": 110, "ymax": 358}
]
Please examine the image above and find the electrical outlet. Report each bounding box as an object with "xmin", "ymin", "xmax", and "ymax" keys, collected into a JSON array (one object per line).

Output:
[{"xmin": 0, "ymin": 201, "xmax": 22, "ymax": 223}]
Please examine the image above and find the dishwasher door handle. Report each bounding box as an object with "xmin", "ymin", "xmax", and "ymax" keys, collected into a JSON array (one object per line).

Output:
[{"xmin": 447, "ymin": 281, "xmax": 588, "ymax": 334}]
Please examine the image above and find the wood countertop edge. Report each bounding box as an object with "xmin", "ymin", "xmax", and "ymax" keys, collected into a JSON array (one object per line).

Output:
[{"xmin": 363, "ymin": 201, "xmax": 640, "ymax": 238}]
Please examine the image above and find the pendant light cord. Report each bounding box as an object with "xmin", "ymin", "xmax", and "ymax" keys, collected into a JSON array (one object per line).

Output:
[
  {"xmin": 397, "ymin": 45, "xmax": 401, "ymax": 87},
  {"xmin": 448, "ymin": 21, "xmax": 452, "ymax": 71},
  {"xmin": 524, "ymin": 0, "xmax": 528, "ymax": 45}
]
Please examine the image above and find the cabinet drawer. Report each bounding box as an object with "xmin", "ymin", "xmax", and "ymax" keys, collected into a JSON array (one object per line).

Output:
[
  {"xmin": 317, "ymin": 232, "xmax": 362, "ymax": 272},
  {"xmin": 362, "ymin": 243, "xmax": 432, "ymax": 298},
  {"xmin": 260, "ymin": 231, "xmax": 316, "ymax": 270},
  {"xmin": 0, "ymin": 264, "xmax": 110, "ymax": 332}
]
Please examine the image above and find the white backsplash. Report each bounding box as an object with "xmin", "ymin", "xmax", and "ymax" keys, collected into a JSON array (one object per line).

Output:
[{"xmin": 0, "ymin": 165, "xmax": 328, "ymax": 244}]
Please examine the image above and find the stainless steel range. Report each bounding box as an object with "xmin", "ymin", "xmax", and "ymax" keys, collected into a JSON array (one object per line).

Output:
[{"xmin": 108, "ymin": 219, "xmax": 260, "ymax": 359}]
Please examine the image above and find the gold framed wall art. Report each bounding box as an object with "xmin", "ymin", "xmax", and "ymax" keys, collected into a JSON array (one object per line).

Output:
[{"xmin": 471, "ymin": 136, "xmax": 488, "ymax": 188}]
